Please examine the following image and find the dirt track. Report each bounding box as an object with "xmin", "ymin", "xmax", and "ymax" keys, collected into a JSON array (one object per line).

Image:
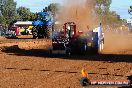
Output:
[{"xmin": 0, "ymin": 33, "xmax": 132, "ymax": 88}]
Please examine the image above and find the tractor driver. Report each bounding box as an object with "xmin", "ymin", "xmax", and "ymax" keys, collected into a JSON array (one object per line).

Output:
[
  {"xmin": 65, "ymin": 25, "xmax": 70, "ymax": 38},
  {"xmin": 67, "ymin": 25, "xmax": 75, "ymax": 38}
]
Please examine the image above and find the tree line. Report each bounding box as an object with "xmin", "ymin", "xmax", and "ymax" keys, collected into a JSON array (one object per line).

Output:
[
  {"xmin": 128, "ymin": 6, "xmax": 132, "ymax": 15},
  {"xmin": 0, "ymin": 0, "xmax": 34, "ymax": 25},
  {"xmin": 94, "ymin": 0, "xmax": 124, "ymax": 26},
  {"xmin": 0, "ymin": 0, "xmax": 60, "ymax": 26},
  {"xmin": 0, "ymin": 0, "xmax": 128, "ymax": 26}
]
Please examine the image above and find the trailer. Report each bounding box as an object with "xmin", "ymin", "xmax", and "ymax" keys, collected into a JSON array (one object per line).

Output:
[
  {"xmin": 51, "ymin": 22, "xmax": 104, "ymax": 55},
  {"xmin": 7, "ymin": 21, "xmax": 33, "ymax": 37}
]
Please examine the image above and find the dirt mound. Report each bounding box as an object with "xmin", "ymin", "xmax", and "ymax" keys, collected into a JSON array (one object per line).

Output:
[{"xmin": 0, "ymin": 39, "xmax": 51, "ymax": 51}]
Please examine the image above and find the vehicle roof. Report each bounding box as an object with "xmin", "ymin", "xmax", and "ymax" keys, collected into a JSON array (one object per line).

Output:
[{"xmin": 14, "ymin": 21, "xmax": 32, "ymax": 25}]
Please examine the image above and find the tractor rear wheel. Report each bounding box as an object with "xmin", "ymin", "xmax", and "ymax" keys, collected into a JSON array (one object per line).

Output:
[
  {"xmin": 92, "ymin": 40, "xmax": 104, "ymax": 54},
  {"xmin": 66, "ymin": 47, "xmax": 71, "ymax": 56},
  {"xmin": 78, "ymin": 38, "xmax": 87, "ymax": 54},
  {"xmin": 92, "ymin": 48, "xmax": 98, "ymax": 54}
]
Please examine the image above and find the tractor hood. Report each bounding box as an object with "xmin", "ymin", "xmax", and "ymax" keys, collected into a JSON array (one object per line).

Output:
[
  {"xmin": 32, "ymin": 21, "xmax": 44, "ymax": 26},
  {"xmin": 32, "ymin": 20, "xmax": 54, "ymax": 26}
]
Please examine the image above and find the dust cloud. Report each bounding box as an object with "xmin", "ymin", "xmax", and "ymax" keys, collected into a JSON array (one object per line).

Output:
[
  {"xmin": 56, "ymin": 0, "xmax": 132, "ymax": 54},
  {"xmin": 57, "ymin": 0, "xmax": 99, "ymax": 32},
  {"xmin": 103, "ymin": 32, "xmax": 132, "ymax": 54}
]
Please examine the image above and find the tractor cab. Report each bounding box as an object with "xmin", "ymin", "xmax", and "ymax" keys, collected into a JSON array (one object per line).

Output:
[
  {"xmin": 63, "ymin": 22, "xmax": 76, "ymax": 39},
  {"xmin": 52, "ymin": 22, "xmax": 77, "ymax": 55}
]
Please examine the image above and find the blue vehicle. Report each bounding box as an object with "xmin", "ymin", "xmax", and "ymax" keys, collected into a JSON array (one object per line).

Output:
[{"xmin": 32, "ymin": 11, "xmax": 54, "ymax": 39}]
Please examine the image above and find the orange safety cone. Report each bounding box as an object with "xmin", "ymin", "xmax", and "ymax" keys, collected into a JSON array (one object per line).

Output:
[
  {"xmin": 80, "ymin": 68, "xmax": 90, "ymax": 86},
  {"xmin": 81, "ymin": 68, "xmax": 88, "ymax": 78}
]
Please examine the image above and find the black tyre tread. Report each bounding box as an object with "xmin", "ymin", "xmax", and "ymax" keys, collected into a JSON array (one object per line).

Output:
[
  {"xmin": 80, "ymin": 77, "xmax": 90, "ymax": 86},
  {"xmin": 92, "ymin": 48, "xmax": 98, "ymax": 54}
]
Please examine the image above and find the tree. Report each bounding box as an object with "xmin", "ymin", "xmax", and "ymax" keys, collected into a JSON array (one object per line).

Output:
[
  {"xmin": 94, "ymin": 0, "xmax": 112, "ymax": 19},
  {"xmin": 29, "ymin": 13, "xmax": 37, "ymax": 21},
  {"xmin": 93, "ymin": 0, "xmax": 122, "ymax": 26},
  {"xmin": 0, "ymin": 16, "xmax": 6, "ymax": 24},
  {"xmin": 43, "ymin": 3, "xmax": 60, "ymax": 18},
  {"xmin": 17, "ymin": 6, "xmax": 32, "ymax": 21},
  {"xmin": 95, "ymin": 0, "xmax": 112, "ymax": 13},
  {"xmin": 0, "ymin": 0, "xmax": 17, "ymax": 25},
  {"xmin": 103, "ymin": 11, "xmax": 122, "ymax": 25},
  {"xmin": 128, "ymin": 6, "xmax": 132, "ymax": 15}
]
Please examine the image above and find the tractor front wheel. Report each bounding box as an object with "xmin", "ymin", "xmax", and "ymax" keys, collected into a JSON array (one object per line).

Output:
[
  {"xmin": 32, "ymin": 31, "xmax": 38, "ymax": 39},
  {"xmin": 32, "ymin": 27, "xmax": 38, "ymax": 39}
]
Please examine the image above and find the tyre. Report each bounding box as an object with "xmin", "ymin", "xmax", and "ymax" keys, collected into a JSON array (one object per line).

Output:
[
  {"xmin": 26, "ymin": 31, "xmax": 29, "ymax": 35},
  {"xmin": 92, "ymin": 48, "xmax": 98, "ymax": 54},
  {"xmin": 32, "ymin": 31, "xmax": 38, "ymax": 39},
  {"xmin": 76, "ymin": 38, "xmax": 87, "ymax": 54},
  {"xmin": 66, "ymin": 47, "xmax": 71, "ymax": 56},
  {"xmin": 83, "ymin": 42, "xmax": 87, "ymax": 52},
  {"xmin": 80, "ymin": 41, "xmax": 87, "ymax": 54},
  {"xmin": 80, "ymin": 77, "xmax": 90, "ymax": 86},
  {"xmin": 32, "ymin": 27, "xmax": 38, "ymax": 39}
]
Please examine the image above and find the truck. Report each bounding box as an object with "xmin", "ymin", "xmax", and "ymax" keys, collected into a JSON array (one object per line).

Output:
[
  {"xmin": 32, "ymin": 11, "xmax": 54, "ymax": 39},
  {"xmin": 7, "ymin": 21, "xmax": 33, "ymax": 37},
  {"xmin": 51, "ymin": 22, "xmax": 104, "ymax": 56}
]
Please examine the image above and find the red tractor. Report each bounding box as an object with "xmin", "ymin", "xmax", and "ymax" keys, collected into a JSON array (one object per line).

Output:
[{"xmin": 52, "ymin": 22, "xmax": 104, "ymax": 56}]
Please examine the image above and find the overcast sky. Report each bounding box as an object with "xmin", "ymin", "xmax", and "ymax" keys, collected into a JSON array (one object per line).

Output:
[{"xmin": 14, "ymin": 0, "xmax": 132, "ymax": 19}]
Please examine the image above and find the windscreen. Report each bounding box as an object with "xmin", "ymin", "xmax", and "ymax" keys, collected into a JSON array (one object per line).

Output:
[{"xmin": 36, "ymin": 13, "xmax": 50, "ymax": 21}]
